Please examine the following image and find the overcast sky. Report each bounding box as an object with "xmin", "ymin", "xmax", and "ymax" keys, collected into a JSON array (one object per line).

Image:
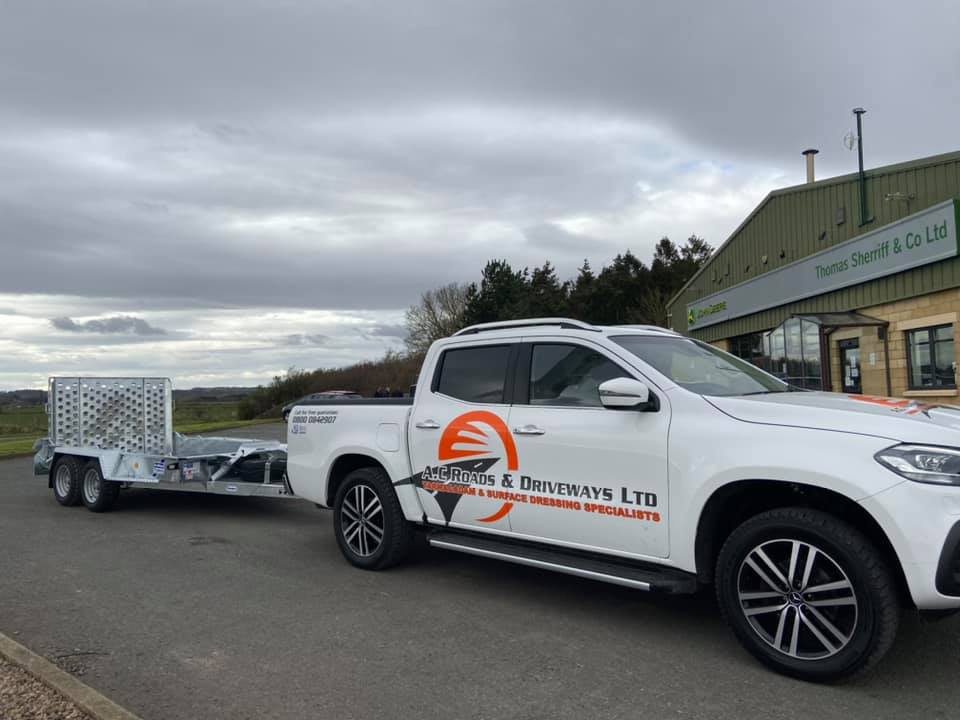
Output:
[{"xmin": 2, "ymin": 0, "xmax": 958, "ymax": 390}]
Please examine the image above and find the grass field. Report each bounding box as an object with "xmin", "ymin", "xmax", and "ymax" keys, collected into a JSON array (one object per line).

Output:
[{"xmin": 0, "ymin": 401, "xmax": 279, "ymax": 459}]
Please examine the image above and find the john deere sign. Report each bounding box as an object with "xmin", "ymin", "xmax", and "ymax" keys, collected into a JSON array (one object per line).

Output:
[{"xmin": 686, "ymin": 198, "xmax": 960, "ymax": 329}]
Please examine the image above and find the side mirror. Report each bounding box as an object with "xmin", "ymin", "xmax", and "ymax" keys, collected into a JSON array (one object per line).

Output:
[{"xmin": 598, "ymin": 377, "xmax": 655, "ymax": 410}]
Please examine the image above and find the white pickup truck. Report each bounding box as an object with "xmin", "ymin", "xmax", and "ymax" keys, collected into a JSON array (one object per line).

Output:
[{"xmin": 287, "ymin": 317, "xmax": 960, "ymax": 680}]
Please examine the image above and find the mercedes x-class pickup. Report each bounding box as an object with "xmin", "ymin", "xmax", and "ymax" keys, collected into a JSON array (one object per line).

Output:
[{"xmin": 286, "ymin": 318, "xmax": 960, "ymax": 680}]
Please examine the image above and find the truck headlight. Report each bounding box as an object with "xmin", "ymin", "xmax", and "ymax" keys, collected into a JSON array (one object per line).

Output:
[{"xmin": 875, "ymin": 444, "xmax": 960, "ymax": 485}]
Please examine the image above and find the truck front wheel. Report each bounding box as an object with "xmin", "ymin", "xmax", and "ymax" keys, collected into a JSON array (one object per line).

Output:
[
  {"xmin": 333, "ymin": 467, "xmax": 413, "ymax": 570},
  {"xmin": 715, "ymin": 507, "xmax": 899, "ymax": 682}
]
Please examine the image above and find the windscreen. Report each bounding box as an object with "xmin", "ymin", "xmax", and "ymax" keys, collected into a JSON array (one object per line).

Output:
[{"xmin": 611, "ymin": 335, "xmax": 790, "ymax": 397}]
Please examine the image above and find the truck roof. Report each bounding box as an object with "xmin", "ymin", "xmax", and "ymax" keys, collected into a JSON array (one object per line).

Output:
[{"xmin": 449, "ymin": 317, "xmax": 681, "ymax": 341}]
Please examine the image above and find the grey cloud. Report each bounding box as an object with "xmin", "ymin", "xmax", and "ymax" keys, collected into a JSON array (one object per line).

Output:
[
  {"xmin": 198, "ymin": 122, "xmax": 252, "ymax": 144},
  {"xmin": 3, "ymin": 0, "xmax": 954, "ymax": 313},
  {"xmin": 0, "ymin": 111, "xmax": 707, "ymax": 310},
  {"xmin": 2, "ymin": 1, "xmax": 954, "ymax": 164},
  {"xmin": 367, "ymin": 324, "xmax": 408, "ymax": 339},
  {"xmin": 524, "ymin": 222, "xmax": 609, "ymax": 254},
  {"xmin": 284, "ymin": 333, "xmax": 329, "ymax": 346},
  {"xmin": 50, "ymin": 315, "xmax": 168, "ymax": 336},
  {"xmin": 0, "ymin": 196, "xmax": 491, "ymax": 309},
  {"xmin": 1, "ymin": 0, "xmax": 957, "ymax": 389},
  {"xmin": 129, "ymin": 199, "xmax": 170, "ymax": 214}
]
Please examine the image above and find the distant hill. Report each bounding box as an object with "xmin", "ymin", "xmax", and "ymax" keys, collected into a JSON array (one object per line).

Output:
[
  {"xmin": 238, "ymin": 351, "xmax": 421, "ymax": 419},
  {"xmin": 0, "ymin": 389, "xmax": 46, "ymax": 406},
  {"xmin": 0, "ymin": 386, "xmax": 256, "ymax": 407},
  {"xmin": 172, "ymin": 387, "xmax": 255, "ymax": 403}
]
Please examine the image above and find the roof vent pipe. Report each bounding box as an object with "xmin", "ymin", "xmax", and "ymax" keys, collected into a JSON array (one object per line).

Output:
[{"xmin": 802, "ymin": 148, "xmax": 819, "ymax": 183}]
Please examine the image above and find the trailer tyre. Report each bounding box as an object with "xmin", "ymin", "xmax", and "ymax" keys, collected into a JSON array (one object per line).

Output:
[
  {"xmin": 333, "ymin": 467, "xmax": 413, "ymax": 570},
  {"xmin": 52, "ymin": 456, "xmax": 83, "ymax": 507},
  {"xmin": 80, "ymin": 460, "xmax": 120, "ymax": 513},
  {"xmin": 715, "ymin": 507, "xmax": 899, "ymax": 682}
]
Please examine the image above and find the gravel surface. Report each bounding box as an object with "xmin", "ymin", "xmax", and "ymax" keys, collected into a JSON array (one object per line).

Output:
[{"xmin": 0, "ymin": 657, "xmax": 90, "ymax": 720}]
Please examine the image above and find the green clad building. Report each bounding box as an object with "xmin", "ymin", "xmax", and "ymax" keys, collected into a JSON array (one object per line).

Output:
[{"xmin": 666, "ymin": 151, "xmax": 960, "ymax": 404}]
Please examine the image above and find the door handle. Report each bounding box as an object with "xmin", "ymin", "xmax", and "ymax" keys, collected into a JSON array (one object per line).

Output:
[
  {"xmin": 513, "ymin": 424, "xmax": 545, "ymax": 436},
  {"xmin": 415, "ymin": 419, "xmax": 440, "ymax": 430}
]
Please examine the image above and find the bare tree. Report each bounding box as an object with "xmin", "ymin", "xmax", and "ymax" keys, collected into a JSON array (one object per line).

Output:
[
  {"xmin": 404, "ymin": 282, "xmax": 470, "ymax": 354},
  {"xmin": 634, "ymin": 286, "xmax": 672, "ymax": 327}
]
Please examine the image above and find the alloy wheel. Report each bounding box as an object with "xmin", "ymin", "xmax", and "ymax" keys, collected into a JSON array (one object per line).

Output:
[
  {"xmin": 340, "ymin": 483, "xmax": 384, "ymax": 557},
  {"xmin": 737, "ymin": 538, "xmax": 858, "ymax": 660}
]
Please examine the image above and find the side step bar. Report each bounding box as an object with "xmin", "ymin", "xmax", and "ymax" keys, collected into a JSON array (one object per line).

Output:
[{"xmin": 428, "ymin": 531, "xmax": 698, "ymax": 594}]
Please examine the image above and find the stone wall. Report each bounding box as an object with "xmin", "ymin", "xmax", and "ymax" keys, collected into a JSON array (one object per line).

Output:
[{"xmin": 828, "ymin": 287, "xmax": 960, "ymax": 404}]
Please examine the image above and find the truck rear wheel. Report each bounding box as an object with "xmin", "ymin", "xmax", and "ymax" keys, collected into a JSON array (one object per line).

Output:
[
  {"xmin": 80, "ymin": 460, "xmax": 120, "ymax": 513},
  {"xmin": 52, "ymin": 456, "xmax": 82, "ymax": 507},
  {"xmin": 715, "ymin": 507, "xmax": 899, "ymax": 682},
  {"xmin": 333, "ymin": 467, "xmax": 413, "ymax": 570}
]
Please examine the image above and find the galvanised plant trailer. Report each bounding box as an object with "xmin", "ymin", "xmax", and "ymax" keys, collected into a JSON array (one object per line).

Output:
[{"xmin": 33, "ymin": 377, "xmax": 292, "ymax": 512}]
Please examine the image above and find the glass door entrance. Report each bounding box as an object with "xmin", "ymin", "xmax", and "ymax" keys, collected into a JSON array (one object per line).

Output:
[
  {"xmin": 839, "ymin": 339, "xmax": 862, "ymax": 394},
  {"xmin": 728, "ymin": 315, "xmax": 887, "ymax": 396}
]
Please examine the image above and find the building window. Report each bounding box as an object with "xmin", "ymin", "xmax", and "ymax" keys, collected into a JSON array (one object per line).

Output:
[
  {"xmin": 907, "ymin": 325, "xmax": 956, "ymax": 390},
  {"xmin": 729, "ymin": 319, "xmax": 823, "ymax": 390},
  {"xmin": 729, "ymin": 332, "xmax": 766, "ymax": 370}
]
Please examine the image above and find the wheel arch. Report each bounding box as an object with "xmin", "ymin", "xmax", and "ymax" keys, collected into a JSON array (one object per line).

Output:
[
  {"xmin": 694, "ymin": 479, "xmax": 911, "ymax": 606},
  {"xmin": 326, "ymin": 453, "xmax": 390, "ymax": 507}
]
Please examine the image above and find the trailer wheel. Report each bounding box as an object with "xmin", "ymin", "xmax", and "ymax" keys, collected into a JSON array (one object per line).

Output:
[
  {"xmin": 333, "ymin": 467, "xmax": 413, "ymax": 570},
  {"xmin": 52, "ymin": 456, "xmax": 83, "ymax": 507},
  {"xmin": 80, "ymin": 460, "xmax": 120, "ymax": 513}
]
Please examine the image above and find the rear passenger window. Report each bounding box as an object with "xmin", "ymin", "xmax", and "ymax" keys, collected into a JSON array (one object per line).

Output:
[
  {"xmin": 436, "ymin": 345, "xmax": 512, "ymax": 403},
  {"xmin": 530, "ymin": 344, "xmax": 625, "ymax": 407}
]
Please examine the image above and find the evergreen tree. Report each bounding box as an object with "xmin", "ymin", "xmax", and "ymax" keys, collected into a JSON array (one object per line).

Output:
[
  {"xmin": 592, "ymin": 251, "xmax": 651, "ymax": 325},
  {"xmin": 565, "ymin": 259, "xmax": 596, "ymax": 322},
  {"xmin": 678, "ymin": 235, "xmax": 713, "ymax": 278},
  {"xmin": 528, "ymin": 262, "xmax": 567, "ymax": 317},
  {"xmin": 460, "ymin": 236, "xmax": 712, "ymax": 329},
  {"xmin": 462, "ymin": 260, "xmax": 531, "ymax": 325}
]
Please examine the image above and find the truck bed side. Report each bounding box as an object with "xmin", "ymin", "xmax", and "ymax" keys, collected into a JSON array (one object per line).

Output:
[{"xmin": 285, "ymin": 400, "xmax": 422, "ymax": 519}]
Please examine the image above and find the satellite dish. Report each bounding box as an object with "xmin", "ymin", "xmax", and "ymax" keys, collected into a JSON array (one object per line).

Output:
[{"xmin": 843, "ymin": 129, "xmax": 856, "ymax": 150}]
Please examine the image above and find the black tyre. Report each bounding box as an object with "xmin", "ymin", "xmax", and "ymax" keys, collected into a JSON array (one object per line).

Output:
[
  {"xmin": 333, "ymin": 467, "xmax": 413, "ymax": 570},
  {"xmin": 51, "ymin": 456, "xmax": 83, "ymax": 507},
  {"xmin": 716, "ymin": 507, "xmax": 899, "ymax": 682},
  {"xmin": 79, "ymin": 460, "xmax": 120, "ymax": 513}
]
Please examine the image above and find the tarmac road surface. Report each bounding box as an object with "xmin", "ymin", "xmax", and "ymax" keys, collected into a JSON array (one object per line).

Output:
[{"xmin": 1, "ymin": 423, "xmax": 959, "ymax": 719}]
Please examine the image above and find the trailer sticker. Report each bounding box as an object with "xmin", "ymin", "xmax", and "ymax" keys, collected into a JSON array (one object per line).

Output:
[
  {"xmin": 182, "ymin": 462, "xmax": 196, "ymax": 481},
  {"xmin": 405, "ymin": 411, "xmax": 661, "ymax": 525},
  {"xmin": 152, "ymin": 460, "xmax": 166, "ymax": 477}
]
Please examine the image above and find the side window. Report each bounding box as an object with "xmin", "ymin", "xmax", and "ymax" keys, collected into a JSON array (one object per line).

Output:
[
  {"xmin": 435, "ymin": 345, "xmax": 512, "ymax": 403},
  {"xmin": 907, "ymin": 324, "xmax": 956, "ymax": 390},
  {"xmin": 530, "ymin": 344, "xmax": 626, "ymax": 407}
]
